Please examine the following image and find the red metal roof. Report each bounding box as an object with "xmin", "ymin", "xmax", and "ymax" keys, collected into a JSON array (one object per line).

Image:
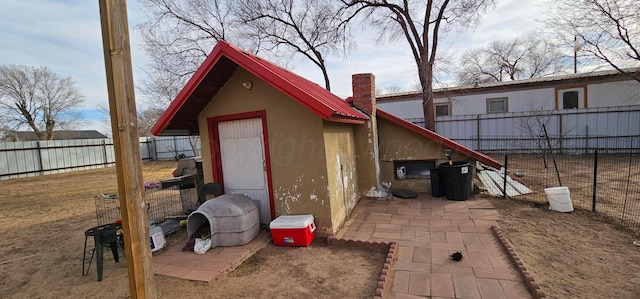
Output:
[
  {"xmin": 376, "ymin": 109, "xmax": 502, "ymax": 169},
  {"xmin": 151, "ymin": 41, "xmax": 367, "ymax": 136}
]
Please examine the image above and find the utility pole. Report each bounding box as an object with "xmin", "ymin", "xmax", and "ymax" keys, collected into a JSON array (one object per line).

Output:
[
  {"xmin": 98, "ymin": 0, "xmax": 157, "ymax": 298},
  {"xmin": 573, "ymin": 36, "xmax": 581, "ymax": 74}
]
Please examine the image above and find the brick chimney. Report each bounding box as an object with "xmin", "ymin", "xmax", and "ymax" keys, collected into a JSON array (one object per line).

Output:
[
  {"xmin": 351, "ymin": 73, "xmax": 382, "ymax": 197},
  {"xmin": 351, "ymin": 73, "xmax": 376, "ymax": 116}
]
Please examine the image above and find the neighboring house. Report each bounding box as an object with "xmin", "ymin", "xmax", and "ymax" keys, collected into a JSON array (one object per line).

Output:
[
  {"xmin": 2, "ymin": 130, "xmax": 107, "ymax": 142},
  {"xmin": 377, "ymin": 69, "xmax": 640, "ymax": 145},
  {"xmin": 151, "ymin": 41, "xmax": 500, "ymax": 236}
]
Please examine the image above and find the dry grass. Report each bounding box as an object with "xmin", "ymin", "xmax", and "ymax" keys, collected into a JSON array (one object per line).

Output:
[
  {"xmin": 491, "ymin": 154, "xmax": 640, "ymax": 232},
  {"xmin": 0, "ymin": 161, "xmax": 179, "ymax": 299},
  {"xmin": 0, "ymin": 161, "xmax": 176, "ymax": 230},
  {"xmin": 490, "ymin": 197, "xmax": 640, "ymax": 298},
  {"xmin": 0, "ymin": 160, "xmax": 387, "ymax": 299}
]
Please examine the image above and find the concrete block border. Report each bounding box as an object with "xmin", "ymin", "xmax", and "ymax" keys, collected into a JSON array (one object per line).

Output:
[
  {"xmin": 327, "ymin": 236, "xmax": 398, "ymax": 299},
  {"xmin": 491, "ymin": 225, "xmax": 547, "ymax": 299}
]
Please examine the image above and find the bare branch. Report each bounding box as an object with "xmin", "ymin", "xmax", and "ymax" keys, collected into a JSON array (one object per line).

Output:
[
  {"xmin": 455, "ymin": 35, "xmax": 567, "ymax": 84},
  {"xmin": 545, "ymin": 0, "xmax": 640, "ymax": 82},
  {"xmin": 235, "ymin": 0, "xmax": 351, "ymax": 90}
]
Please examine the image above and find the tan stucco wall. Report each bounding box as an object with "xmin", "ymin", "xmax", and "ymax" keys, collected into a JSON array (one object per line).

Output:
[
  {"xmin": 196, "ymin": 68, "xmax": 337, "ymax": 235},
  {"xmin": 377, "ymin": 118, "xmax": 472, "ymax": 193},
  {"xmin": 353, "ymin": 116, "xmax": 380, "ymax": 196},
  {"xmin": 322, "ymin": 122, "xmax": 359, "ymax": 232}
]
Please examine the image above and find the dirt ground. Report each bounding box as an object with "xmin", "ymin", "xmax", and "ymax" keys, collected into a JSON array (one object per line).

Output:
[
  {"xmin": 156, "ymin": 237, "xmax": 386, "ymax": 298},
  {"xmin": 0, "ymin": 161, "xmax": 385, "ymax": 299},
  {"xmin": 490, "ymin": 153, "xmax": 640, "ymax": 232},
  {"xmin": 488, "ymin": 197, "xmax": 640, "ymax": 298},
  {"xmin": 1, "ymin": 161, "xmax": 639, "ymax": 298}
]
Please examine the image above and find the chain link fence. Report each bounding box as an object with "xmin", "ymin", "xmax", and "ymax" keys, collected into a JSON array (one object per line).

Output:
[{"xmin": 476, "ymin": 136, "xmax": 640, "ymax": 233}]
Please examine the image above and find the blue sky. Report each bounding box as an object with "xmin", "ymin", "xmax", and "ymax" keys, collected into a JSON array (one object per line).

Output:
[{"xmin": 0, "ymin": 0, "xmax": 548, "ymax": 134}]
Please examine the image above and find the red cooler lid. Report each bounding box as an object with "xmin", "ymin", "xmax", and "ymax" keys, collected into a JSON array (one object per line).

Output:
[{"xmin": 270, "ymin": 214, "xmax": 315, "ymax": 229}]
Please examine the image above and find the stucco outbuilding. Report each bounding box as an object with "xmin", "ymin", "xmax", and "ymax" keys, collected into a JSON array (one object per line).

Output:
[{"xmin": 151, "ymin": 41, "xmax": 500, "ymax": 236}]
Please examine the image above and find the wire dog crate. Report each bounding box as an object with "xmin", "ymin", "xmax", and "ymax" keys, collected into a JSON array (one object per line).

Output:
[{"xmin": 93, "ymin": 185, "xmax": 198, "ymax": 236}]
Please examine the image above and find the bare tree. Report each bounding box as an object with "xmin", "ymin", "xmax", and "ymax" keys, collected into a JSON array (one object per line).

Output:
[
  {"xmin": 236, "ymin": 0, "xmax": 352, "ymax": 91},
  {"xmin": 456, "ymin": 35, "xmax": 567, "ymax": 84},
  {"xmin": 136, "ymin": 0, "xmax": 245, "ymax": 103},
  {"xmin": 136, "ymin": 0, "xmax": 351, "ymax": 136},
  {"xmin": 137, "ymin": 107, "xmax": 166, "ymax": 137},
  {"xmin": 376, "ymin": 84, "xmax": 404, "ymax": 95},
  {"xmin": 546, "ymin": 0, "xmax": 640, "ymax": 82},
  {"xmin": 97, "ymin": 102, "xmax": 160, "ymax": 137},
  {"xmin": 0, "ymin": 65, "xmax": 84, "ymax": 140},
  {"xmin": 341, "ymin": 0, "xmax": 495, "ymax": 130}
]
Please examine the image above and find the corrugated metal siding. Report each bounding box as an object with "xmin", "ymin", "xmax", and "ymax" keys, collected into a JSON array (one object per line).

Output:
[
  {"xmin": 589, "ymin": 81, "xmax": 640, "ymax": 107},
  {"xmin": 379, "ymin": 79, "xmax": 639, "ymax": 117},
  {"xmin": 217, "ymin": 118, "xmax": 271, "ymax": 224},
  {"xmin": 377, "ymin": 99, "xmax": 423, "ymax": 119},
  {"xmin": 433, "ymin": 105, "xmax": 640, "ymax": 152},
  {"xmin": 0, "ymin": 136, "xmax": 199, "ymax": 181}
]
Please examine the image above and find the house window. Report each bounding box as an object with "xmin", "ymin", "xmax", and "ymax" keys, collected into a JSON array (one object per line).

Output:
[
  {"xmin": 556, "ymin": 86, "xmax": 586, "ymax": 109},
  {"xmin": 562, "ymin": 91, "xmax": 579, "ymax": 109},
  {"xmin": 486, "ymin": 97, "xmax": 508, "ymax": 113},
  {"xmin": 393, "ymin": 160, "xmax": 436, "ymax": 180},
  {"xmin": 435, "ymin": 103, "xmax": 451, "ymax": 116}
]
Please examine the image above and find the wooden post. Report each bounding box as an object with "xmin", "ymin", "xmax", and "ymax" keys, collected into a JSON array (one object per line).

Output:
[{"xmin": 98, "ymin": 0, "xmax": 157, "ymax": 298}]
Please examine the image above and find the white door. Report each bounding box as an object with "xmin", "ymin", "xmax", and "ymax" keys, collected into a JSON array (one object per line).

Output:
[{"xmin": 218, "ymin": 118, "xmax": 270, "ymax": 224}]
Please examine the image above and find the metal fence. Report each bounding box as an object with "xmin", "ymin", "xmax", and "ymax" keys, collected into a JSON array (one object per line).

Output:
[
  {"xmin": 462, "ymin": 135, "xmax": 640, "ymax": 155},
  {"xmin": 94, "ymin": 185, "xmax": 198, "ymax": 236},
  {"xmin": 434, "ymin": 105, "xmax": 640, "ymax": 146},
  {"xmin": 482, "ymin": 136, "xmax": 640, "ymax": 233},
  {"xmin": 0, "ymin": 136, "xmax": 201, "ymax": 181}
]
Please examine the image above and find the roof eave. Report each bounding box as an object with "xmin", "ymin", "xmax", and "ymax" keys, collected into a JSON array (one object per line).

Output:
[
  {"xmin": 150, "ymin": 48, "xmax": 226, "ymax": 136},
  {"xmin": 326, "ymin": 114, "xmax": 368, "ymax": 124},
  {"xmin": 151, "ymin": 41, "xmax": 367, "ymax": 136},
  {"xmin": 376, "ymin": 109, "xmax": 502, "ymax": 169},
  {"xmin": 225, "ymin": 48, "xmax": 366, "ymax": 121}
]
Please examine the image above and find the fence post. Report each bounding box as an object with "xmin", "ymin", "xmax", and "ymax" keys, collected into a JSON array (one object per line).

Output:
[
  {"xmin": 476, "ymin": 115, "xmax": 481, "ymax": 151},
  {"xmin": 173, "ymin": 136, "xmax": 178, "ymax": 159},
  {"xmin": 36, "ymin": 140, "xmax": 44, "ymax": 175},
  {"xmin": 559, "ymin": 114, "xmax": 564, "ymax": 154},
  {"xmin": 585, "ymin": 125, "xmax": 589, "ymax": 154},
  {"xmin": 102, "ymin": 139, "xmax": 109, "ymax": 167},
  {"xmin": 153, "ymin": 137, "xmax": 158, "ymax": 160},
  {"xmin": 592, "ymin": 149, "xmax": 598, "ymax": 212},
  {"xmin": 146, "ymin": 137, "xmax": 153, "ymax": 161},
  {"xmin": 503, "ymin": 155, "xmax": 508, "ymax": 198},
  {"xmin": 36, "ymin": 141, "xmax": 45, "ymax": 175},
  {"xmin": 621, "ymin": 139, "xmax": 634, "ymax": 226}
]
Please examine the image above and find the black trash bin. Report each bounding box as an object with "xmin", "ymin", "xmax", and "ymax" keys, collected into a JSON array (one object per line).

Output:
[
  {"xmin": 438, "ymin": 162, "xmax": 474, "ymax": 201},
  {"xmin": 430, "ymin": 168, "xmax": 444, "ymax": 197}
]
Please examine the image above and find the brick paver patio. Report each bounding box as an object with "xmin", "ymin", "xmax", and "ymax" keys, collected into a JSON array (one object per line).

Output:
[
  {"xmin": 152, "ymin": 231, "xmax": 271, "ymax": 282},
  {"xmin": 335, "ymin": 194, "xmax": 532, "ymax": 299}
]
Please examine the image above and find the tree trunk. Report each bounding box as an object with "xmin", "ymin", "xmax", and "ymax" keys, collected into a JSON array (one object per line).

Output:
[
  {"xmin": 316, "ymin": 51, "xmax": 331, "ymax": 91},
  {"xmin": 419, "ymin": 62, "xmax": 436, "ymax": 131},
  {"xmin": 321, "ymin": 66, "xmax": 331, "ymax": 91},
  {"xmin": 45, "ymin": 120, "xmax": 55, "ymax": 140}
]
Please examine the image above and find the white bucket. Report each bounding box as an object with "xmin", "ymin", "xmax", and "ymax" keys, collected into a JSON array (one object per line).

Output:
[
  {"xmin": 544, "ymin": 186, "xmax": 574, "ymax": 212},
  {"xmin": 149, "ymin": 223, "xmax": 166, "ymax": 253}
]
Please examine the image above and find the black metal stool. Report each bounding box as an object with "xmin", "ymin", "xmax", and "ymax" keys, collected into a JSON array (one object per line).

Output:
[{"xmin": 82, "ymin": 223, "xmax": 122, "ymax": 281}]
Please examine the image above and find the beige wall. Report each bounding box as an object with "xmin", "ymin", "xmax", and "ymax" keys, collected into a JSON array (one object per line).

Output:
[
  {"xmin": 197, "ymin": 68, "xmax": 337, "ymax": 235},
  {"xmin": 322, "ymin": 122, "xmax": 359, "ymax": 233},
  {"xmin": 352, "ymin": 116, "xmax": 380, "ymax": 196},
  {"xmin": 377, "ymin": 118, "xmax": 471, "ymax": 193}
]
